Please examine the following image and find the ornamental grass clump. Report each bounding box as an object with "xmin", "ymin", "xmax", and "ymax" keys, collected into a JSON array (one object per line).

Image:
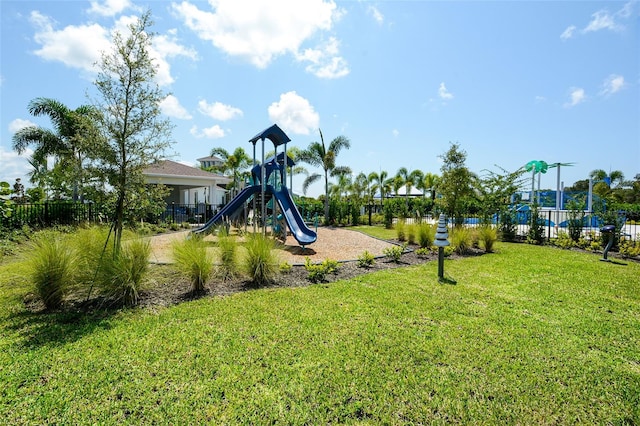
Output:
[
  {"xmin": 418, "ymin": 223, "xmax": 435, "ymax": 248},
  {"xmin": 216, "ymin": 229, "xmax": 239, "ymax": 281},
  {"xmin": 406, "ymin": 224, "xmax": 417, "ymax": 245},
  {"xmin": 395, "ymin": 219, "xmax": 406, "ymax": 242},
  {"xmin": 98, "ymin": 238, "xmax": 151, "ymax": 306},
  {"xmin": 478, "ymin": 226, "xmax": 498, "ymax": 253},
  {"xmin": 451, "ymin": 227, "xmax": 473, "ymax": 255},
  {"xmin": 29, "ymin": 232, "xmax": 79, "ymax": 309},
  {"xmin": 243, "ymin": 233, "xmax": 279, "ymax": 286},
  {"xmin": 172, "ymin": 236, "xmax": 214, "ymax": 292}
]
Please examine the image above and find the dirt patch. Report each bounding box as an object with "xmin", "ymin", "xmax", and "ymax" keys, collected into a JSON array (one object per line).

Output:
[{"xmin": 146, "ymin": 227, "xmax": 398, "ymax": 265}]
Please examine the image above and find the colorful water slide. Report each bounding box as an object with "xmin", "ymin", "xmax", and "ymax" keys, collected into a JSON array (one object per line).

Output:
[
  {"xmin": 192, "ymin": 185, "xmax": 261, "ymax": 235},
  {"xmin": 272, "ymin": 187, "xmax": 317, "ymax": 246}
]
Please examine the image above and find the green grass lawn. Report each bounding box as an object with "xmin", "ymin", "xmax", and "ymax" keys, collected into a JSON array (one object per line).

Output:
[{"xmin": 0, "ymin": 238, "xmax": 639, "ymax": 424}]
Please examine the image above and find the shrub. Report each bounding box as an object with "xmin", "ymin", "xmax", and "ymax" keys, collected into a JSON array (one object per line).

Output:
[
  {"xmin": 415, "ymin": 247, "xmax": 430, "ymax": 257},
  {"xmin": 172, "ymin": 236, "xmax": 214, "ymax": 292},
  {"xmin": 243, "ymin": 233, "xmax": 279, "ymax": 286},
  {"xmin": 619, "ymin": 238, "xmax": 640, "ymax": 258},
  {"xmin": 478, "ymin": 226, "xmax": 498, "ymax": 253},
  {"xmin": 279, "ymin": 261, "xmax": 293, "ymax": 274},
  {"xmin": 498, "ymin": 208, "xmax": 517, "ymax": 242},
  {"xmin": 357, "ymin": 250, "xmax": 375, "ymax": 268},
  {"xmin": 29, "ymin": 232, "xmax": 79, "ymax": 309},
  {"xmin": 98, "ymin": 239, "xmax": 151, "ymax": 306},
  {"xmin": 553, "ymin": 231, "xmax": 575, "ymax": 250},
  {"xmin": 527, "ymin": 205, "xmax": 545, "ymax": 245},
  {"xmin": 418, "ymin": 223, "xmax": 435, "ymax": 249},
  {"xmin": 395, "ymin": 220, "xmax": 406, "ymax": 242},
  {"xmin": 383, "ymin": 244, "xmax": 406, "ymax": 263},
  {"xmin": 217, "ymin": 229, "xmax": 239, "ymax": 281},
  {"xmin": 304, "ymin": 257, "xmax": 339, "ymax": 283},
  {"xmin": 451, "ymin": 227, "xmax": 473, "ymax": 255}
]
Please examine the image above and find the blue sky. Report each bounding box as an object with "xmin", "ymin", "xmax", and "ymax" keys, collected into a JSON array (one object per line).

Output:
[{"xmin": 1, "ymin": 0, "xmax": 638, "ymax": 198}]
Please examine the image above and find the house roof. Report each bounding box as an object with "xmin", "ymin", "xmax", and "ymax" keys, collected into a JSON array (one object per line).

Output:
[
  {"xmin": 144, "ymin": 160, "xmax": 229, "ymax": 181},
  {"xmin": 196, "ymin": 155, "xmax": 223, "ymax": 163}
]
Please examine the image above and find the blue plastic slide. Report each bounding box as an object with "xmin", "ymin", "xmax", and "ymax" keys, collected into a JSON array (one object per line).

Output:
[
  {"xmin": 192, "ymin": 185, "xmax": 261, "ymax": 235},
  {"xmin": 272, "ymin": 187, "xmax": 317, "ymax": 246},
  {"xmin": 192, "ymin": 185, "xmax": 316, "ymax": 246}
]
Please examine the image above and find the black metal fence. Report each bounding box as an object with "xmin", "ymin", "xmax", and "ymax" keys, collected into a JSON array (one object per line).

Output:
[
  {"xmin": 399, "ymin": 210, "xmax": 639, "ymax": 242},
  {"xmin": 1, "ymin": 202, "xmax": 102, "ymax": 229},
  {"xmin": 2, "ymin": 201, "xmax": 638, "ymax": 242},
  {"xmin": 158, "ymin": 203, "xmax": 224, "ymax": 226}
]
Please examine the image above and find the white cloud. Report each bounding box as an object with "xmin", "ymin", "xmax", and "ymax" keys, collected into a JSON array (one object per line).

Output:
[
  {"xmin": 197, "ymin": 100, "xmax": 243, "ymax": 121},
  {"xmin": 152, "ymin": 32, "xmax": 199, "ymax": 86},
  {"xmin": 189, "ymin": 124, "xmax": 226, "ymax": 139},
  {"xmin": 560, "ymin": 25, "xmax": 576, "ymax": 40},
  {"xmin": 584, "ymin": 10, "xmax": 622, "ymax": 33},
  {"xmin": 88, "ymin": 0, "xmax": 136, "ymax": 17},
  {"xmin": 368, "ymin": 5, "xmax": 384, "ymax": 25},
  {"xmin": 600, "ymin": 74, "xmax": 625, "ymax": 96},
  {"xmin": 30, "ymin": 11, "xmax": 110, "ymax": 74},
  {"xmin": 438, "ymin": 82, "xmax": 454, "ymax": 100},
  {"xmin": 534, "ymin": 95, "xmax": 547, "ymax": 103},
  {"xmin": 392, "ymin": 129, "xmax": 399, "ymax": 138},
  {"xmin": 29, "ymin": 11, "xmax": 196, "ymax": 86},
  {"xmin": 9, "ymin": 118, "xmax": 36, "ymax": 133},
  {"xmin": 268, "ymin": 91, "xmax": 319, "ymax": 135},
  {"xmin": 0, "ymin": 146, "xmax": 34, "ymax": 185},
  {"xmin": 562, "ymin": 2, "xmax": 635, "ymax": 39},
  {"xmin": 564, "ymin": 87, "xmax": 586, "ymax": 108},
  {"xmin": 172, "ymin": 0, "xmax": 346, "ymax": 75},
  {"xmin": 296, "ymin": 37, "xmax": 349, "ymax": 79},
  {"xmin": 160, "ymin": 95, "xmax": 192, "ymax": 119}
]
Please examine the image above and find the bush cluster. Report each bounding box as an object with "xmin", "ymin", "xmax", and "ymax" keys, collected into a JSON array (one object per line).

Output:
[
  {"xmin": 304, "ymin": 257, "xmax": 340, "ymax": 283},
  {"xmin": 357, "ymin": 250, "xmax": 375, "ymax": 268},
  {"xmin": 383, "ymin": 244, "xmax": 406, "ymax": 263}
]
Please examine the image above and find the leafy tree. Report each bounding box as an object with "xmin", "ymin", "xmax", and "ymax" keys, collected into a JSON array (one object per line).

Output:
[
  {"xmin": 12, "ymin": 97, "xmax": 100, "ymax": 201},
  {"xmin": 436, "ymin": 143, "xmax": 477, "ymax": 224},
  {"xmin": 299, "ymin": 129, "xmax": 351, "ymax": 223},
  {"xmin": 476, "ymin": 165, "xmax": 526, "ymax": 224},
  {"xmin": 367, "ymin": 170, "xmax": 388, "ymax": 211},
  {"xmin": 0, "ymin": 181, "xmax": 13, "ymax": 220},
  {"xmin": 11, "ymin": 179, "xmax": 26, "ymax": 203},
  {"xmin": 92, "ymin": 10, "xmax": 173, "ymax": 251},
  {"xmin": 208, "ymin": 146, "xmax": 251, "ymax": 196}
]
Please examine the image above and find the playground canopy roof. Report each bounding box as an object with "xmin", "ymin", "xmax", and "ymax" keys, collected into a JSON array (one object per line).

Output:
[{"xmin": 248, "ymin": 124, "xmax": 291, "ymax": 147}]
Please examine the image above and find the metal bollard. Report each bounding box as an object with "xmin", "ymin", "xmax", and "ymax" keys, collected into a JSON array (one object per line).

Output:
[{"xmin": 600, "ymin": 224, "xmax": 615, "ymax": 261}]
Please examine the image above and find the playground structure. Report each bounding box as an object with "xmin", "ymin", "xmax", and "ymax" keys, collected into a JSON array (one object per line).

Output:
[{"xmin": 193, "ymin": 124, "xmax": 317, "ymax": 247}]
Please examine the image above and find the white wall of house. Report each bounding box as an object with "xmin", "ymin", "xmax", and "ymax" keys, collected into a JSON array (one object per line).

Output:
[{"xmin": 182, "ymin": 185, "xmax": 227, "ymax": 206}]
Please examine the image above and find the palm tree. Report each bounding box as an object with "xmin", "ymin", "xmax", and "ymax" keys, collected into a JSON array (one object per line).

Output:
[
  {"xmin": 396, "ymin": 167, "xmax": 423, "ymax": 210},
  {"xmin": 419, "ymin": 172, "xmax": 440, "ymax": 202},
  {"xmin": 209, "ymin": 147, "xmax": 251, "ymax": 197},
  {"xmin": 12, "ymin": 98, "xmax": 99, "ymax": 201},
  {"xmin": 368, "ymin": 170, "xmax": 389, "ymax": 211},
  {"xmin": 589, "ymin": 169, "xmax": 625, "ymax": 188},
  {"xmin": 298, "ymin": 129, "xmax": 351, "ymax": 222}
]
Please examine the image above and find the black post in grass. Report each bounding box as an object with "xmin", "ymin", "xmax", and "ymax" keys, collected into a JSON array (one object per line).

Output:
[
  {"xmin": 600, "ymin": 224, "xmax": 615, "ymax": 262},
  {"xmin": 434, "ymin": 214, "xmax": 450, "ymax": 281}
]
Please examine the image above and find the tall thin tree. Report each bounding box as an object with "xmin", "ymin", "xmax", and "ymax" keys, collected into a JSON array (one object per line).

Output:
[{"xmin": 92, "ymin": 10, "xmax": 173, "ymax": 251}]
